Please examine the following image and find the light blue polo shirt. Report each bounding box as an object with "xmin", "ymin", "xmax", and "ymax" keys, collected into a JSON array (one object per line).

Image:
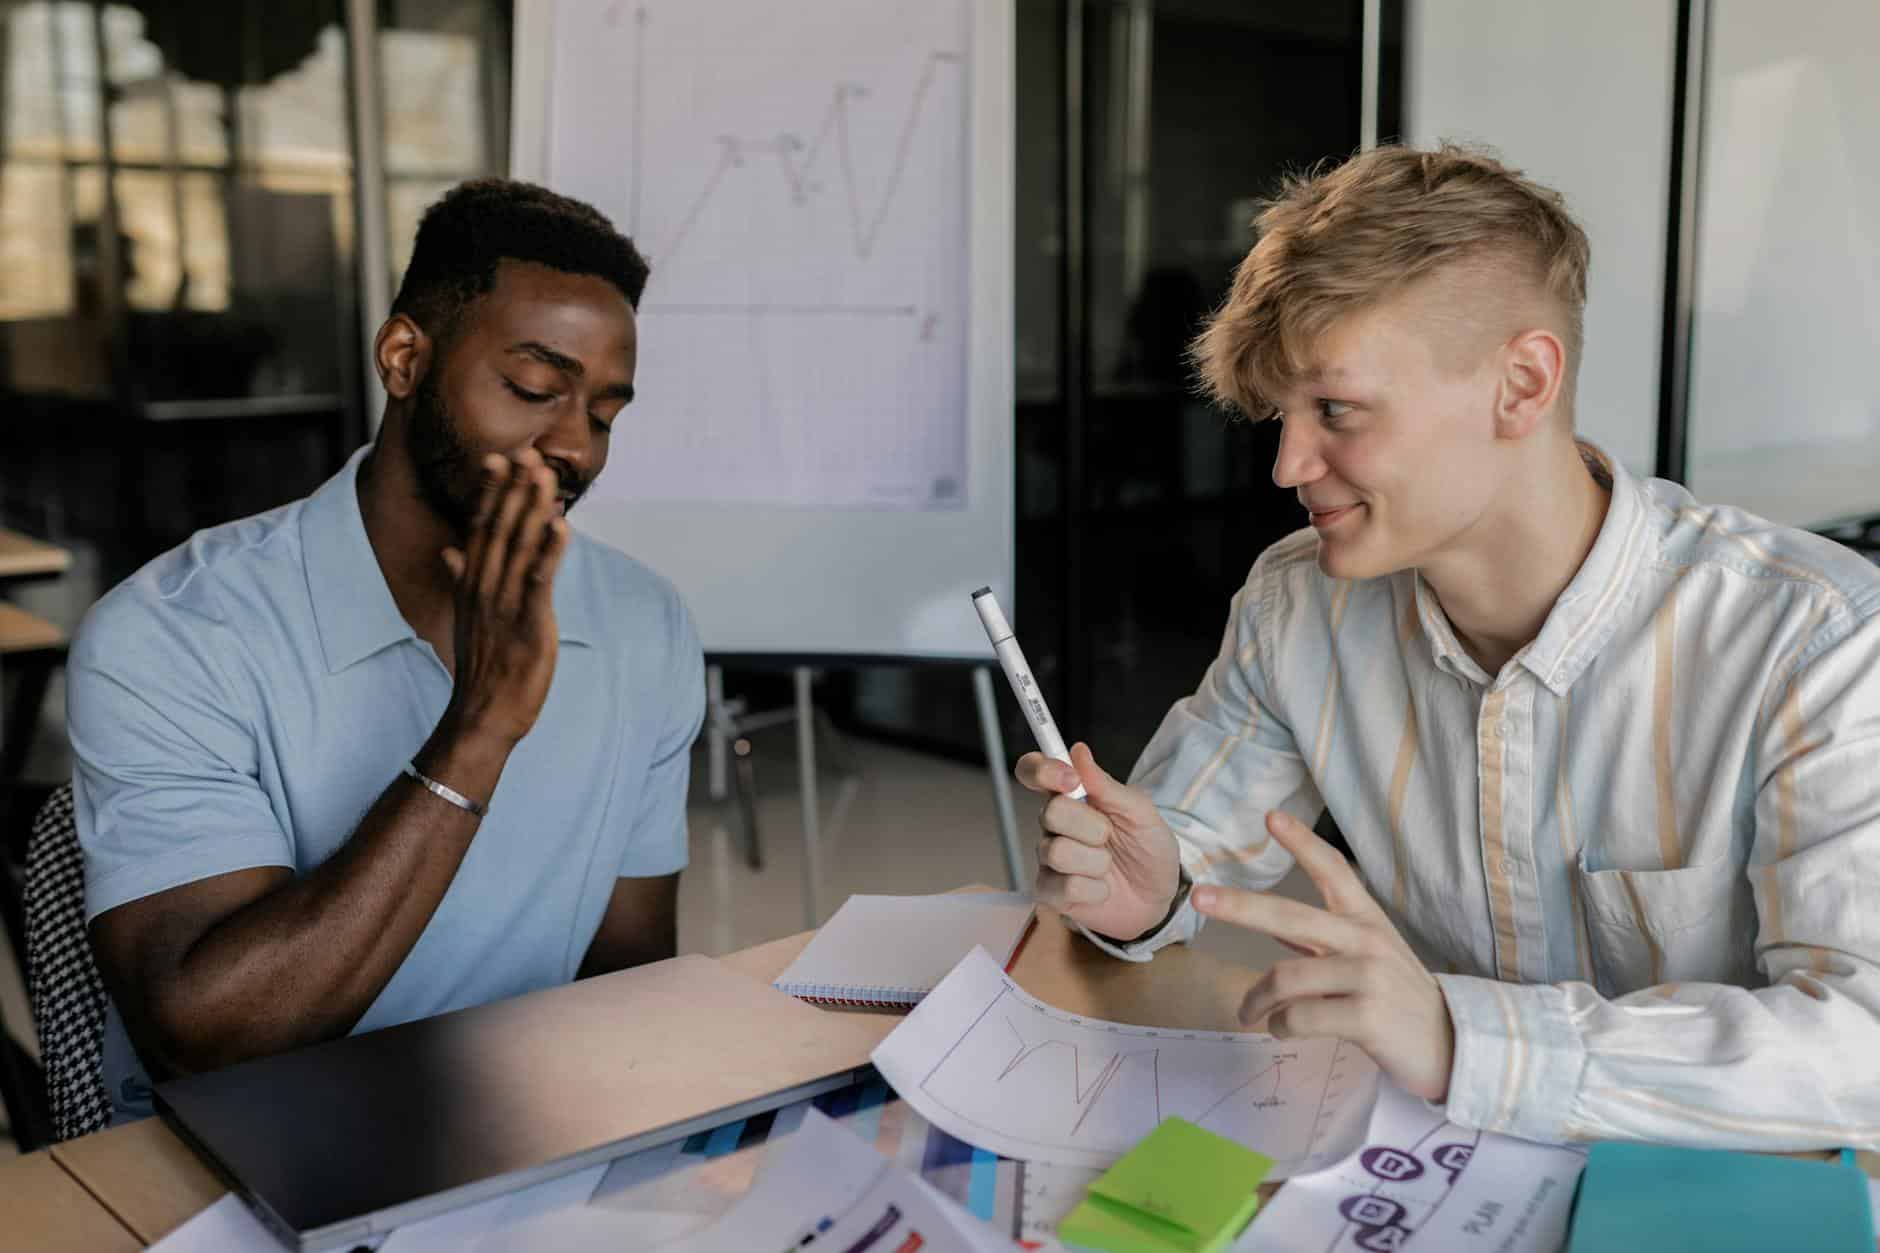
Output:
[{"xmin": 66, "ymin": 444, "xmax": 704, "ymax": 1123}]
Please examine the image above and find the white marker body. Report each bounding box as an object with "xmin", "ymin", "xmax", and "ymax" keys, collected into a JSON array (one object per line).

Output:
[{"xmin": 972, "ymin": 591, "xmax": 1088, "ymax": 801}]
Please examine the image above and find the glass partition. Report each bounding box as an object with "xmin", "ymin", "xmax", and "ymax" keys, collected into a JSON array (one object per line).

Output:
[{"xmin": 1684, "ymin": 0, "xmax": 1880, "ymax": 529}]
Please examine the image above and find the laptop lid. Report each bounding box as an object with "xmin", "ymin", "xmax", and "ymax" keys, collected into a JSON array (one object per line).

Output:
[{"xmin": 156, "ymin": 954, "xmax": 881, "ymax": 1250}]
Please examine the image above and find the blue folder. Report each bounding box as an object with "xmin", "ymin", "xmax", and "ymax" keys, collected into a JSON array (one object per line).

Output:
[{"xmin": 1566, "ymin": 1141, "xmax": 1874, "ymax": 1253}]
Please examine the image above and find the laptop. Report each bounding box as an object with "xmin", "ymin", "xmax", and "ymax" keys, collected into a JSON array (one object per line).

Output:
[{"xmin": 156, "ymin": 953, "xmax": 882, "ymax": 1250}]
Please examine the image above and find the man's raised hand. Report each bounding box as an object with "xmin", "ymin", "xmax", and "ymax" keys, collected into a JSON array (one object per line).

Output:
[
  {"xmin": 1014, "ymin": 743, "xmax": 1183, "ymax": 944},
  {"xmin": 439, "ymin": 449, "xmax": 569, "ymax": 747},
  {"xmin": 1193, "ymin": 810, "xmax": 1455, "ymax": 1101}
]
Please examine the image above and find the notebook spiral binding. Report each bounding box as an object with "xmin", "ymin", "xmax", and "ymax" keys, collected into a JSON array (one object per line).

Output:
[{"xmin": 775, "ymin": 983, "xmax": 925, "ymax": 1008}]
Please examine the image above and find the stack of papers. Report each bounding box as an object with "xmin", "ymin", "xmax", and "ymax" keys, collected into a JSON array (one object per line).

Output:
[
  {"xmin": 142, "ymin": 947, "xmax": 1655, "ymax": 1253},
  {"xmin": 385, "ymin": 1111, "xmax": 1007, "ymax": 1253}
]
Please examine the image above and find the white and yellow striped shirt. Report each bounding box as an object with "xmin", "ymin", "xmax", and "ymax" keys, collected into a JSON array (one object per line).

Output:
[{"xmin": 1113, "ymin": 444, "xmax": 1880, "ymax": 1150}]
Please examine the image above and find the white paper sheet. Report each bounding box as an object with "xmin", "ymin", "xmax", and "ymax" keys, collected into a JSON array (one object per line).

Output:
[
  {"xmin": 447, "ymin": 1110, "xmax": 1012, "ymax": 1253},
  {"xmin": 665, "ymin": 1109, "xmax": 1010, "ymax": 1253},
  {"xmin": 1015, "ymin": 1162, "xmax": 1102, "ymax": 1247},
  {"xmin": 1233, "ymin": 1081, "xmax": 1585, "ymax": 1253},
  {"xmin": 374, "ymin": 1164, "xmax": 607, "ymax": 1253},
  {"xmin": 560, "ymin": 1076, "xmax": 1033, "ymax": 1244},
  {"xmin": 144, "ymin": 1194, "xmax": 289, "ymax": 1251},
  {"xmin": 871, "ymin": 946, "xmax": 1378, "ymax": 1175}
]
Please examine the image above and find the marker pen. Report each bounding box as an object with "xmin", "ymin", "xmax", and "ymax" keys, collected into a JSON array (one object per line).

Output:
[{"xmin": 972, "ymin": 587, "xmax": 1087, "ymax": 800}]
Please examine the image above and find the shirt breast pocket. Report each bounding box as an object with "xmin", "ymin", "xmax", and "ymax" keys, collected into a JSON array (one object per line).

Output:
[{"xmin": 1574, "ymin": 854, "xmax": 1759, "ymax": 996}]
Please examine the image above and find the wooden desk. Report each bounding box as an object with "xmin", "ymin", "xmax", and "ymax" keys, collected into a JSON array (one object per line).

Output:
[
  {"xmin": 46, "ymin": 1118, "xmax": 226, "ymax": 1246},
  {"xmin": 21, "ymin": 908, "xmax": 1880, "ymax": 1248},
  {"xmin": 25, "ymin": 909, "xmax": 1250, "ymax": 1246},
  {"xmin": 0, "ymin": 529, "xmax": 71, "ymax": 583},
  {"xmin": 0, "ymin": 1150, "xmax": 140, "ymax": 1252}
]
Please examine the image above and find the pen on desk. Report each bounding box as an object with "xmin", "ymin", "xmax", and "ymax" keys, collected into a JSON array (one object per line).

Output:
[{"xmin": 971, "ymin": 587, "xmax": 1087, "ymax": 801}]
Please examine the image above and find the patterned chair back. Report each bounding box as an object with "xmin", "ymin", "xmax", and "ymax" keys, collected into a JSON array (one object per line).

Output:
[{"xmin": 24, "ymin": 782, "xmax": 111, "ymax": 1139}]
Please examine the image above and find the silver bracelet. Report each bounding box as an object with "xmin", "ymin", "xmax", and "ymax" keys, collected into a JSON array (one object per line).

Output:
[{"xmin": 401, "ymin": 762, "xmax": 487, "ymax": 818}]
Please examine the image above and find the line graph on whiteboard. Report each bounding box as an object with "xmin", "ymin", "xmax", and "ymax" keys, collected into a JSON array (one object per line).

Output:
[{"xmin": 547, "ymin": 0, "xmax": 972, "ymax": 510}]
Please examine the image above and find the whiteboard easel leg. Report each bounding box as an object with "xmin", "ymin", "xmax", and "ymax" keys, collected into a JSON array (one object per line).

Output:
[
  {"xmin": 973, "ymin": 665, "xmax": 1026, "ymax": 891},
  {"xmin": 705, "ymin": 664, "xmax": 728, "ymax": 801},
  {"xmin": 795, "ymin": 666, "xmax": 822, "ymax": 927}
]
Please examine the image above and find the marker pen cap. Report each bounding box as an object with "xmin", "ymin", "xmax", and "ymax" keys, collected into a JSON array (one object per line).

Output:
[{"xmin": 971, "ymin": 586, "xmax": 1012, "ymax": 642}]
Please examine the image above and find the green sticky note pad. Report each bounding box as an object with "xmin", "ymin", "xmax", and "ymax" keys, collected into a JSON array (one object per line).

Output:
[{"xmin": 1057, "ymin": 1117, "xmax": 1273, "ymax": 1253}]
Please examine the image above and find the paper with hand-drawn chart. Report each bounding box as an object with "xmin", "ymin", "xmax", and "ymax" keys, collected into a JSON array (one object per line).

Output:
[
  {"xmin": 1232, "ymin": 1080, "xmax": 1586, "ymax": 1253},
  {"xmin": 872, "ymin": 947, "xmax": 1378, "ymax": 1176}
]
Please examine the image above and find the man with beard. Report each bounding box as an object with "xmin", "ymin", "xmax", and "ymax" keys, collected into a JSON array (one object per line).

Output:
[{"xmin": 66, "ymin": 180, "xmax": 703, "ymax": 1125}]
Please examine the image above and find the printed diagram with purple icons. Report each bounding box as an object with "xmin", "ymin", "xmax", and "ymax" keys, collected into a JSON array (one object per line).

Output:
[
  {"xmin": 1234, "ymin": 1082, "xmax": 1587, "ymax": 1253},
  {"xmin": 1329, "ymin": 1130, "xmax": 1483, "ymax": 1251},
  {"xmin": 873, "ymin": 947, "xmax": 1380, "ymax": 1175}
]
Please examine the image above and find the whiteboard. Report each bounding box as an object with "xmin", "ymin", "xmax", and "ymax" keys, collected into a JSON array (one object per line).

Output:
[
  {"xmin": 512, "ymin": 0, "xmax": 1013, "ymax": 658},
  {"xmin": 1405, "ymin": 0, "xmax": 1677, "ymax": 479},
  {"xmin": 1684, "ymin": 0, "xmax": 1880, "ymax": 528}
]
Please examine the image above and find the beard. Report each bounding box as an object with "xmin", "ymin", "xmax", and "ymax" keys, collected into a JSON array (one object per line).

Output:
[
  {"xmin": 405, "ymin": 372, "xmax": 592, "ymax": 539},
  {"xmin": 406, "ymin": 371, "xmax": 482, "ymax": 537}
]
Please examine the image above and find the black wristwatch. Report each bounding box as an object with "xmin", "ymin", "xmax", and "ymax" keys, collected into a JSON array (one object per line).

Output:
[{"xmin": 1094, "ymin": 867, "xmax": 1194, "ymax": 948}]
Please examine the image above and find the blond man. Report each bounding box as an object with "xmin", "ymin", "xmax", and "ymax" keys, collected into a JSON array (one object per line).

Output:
[{"xmin": 1017, "ymin": 144, "xmax": 1880, "ymax": 1150}]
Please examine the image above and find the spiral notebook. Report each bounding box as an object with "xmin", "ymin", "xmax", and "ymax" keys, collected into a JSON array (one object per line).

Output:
[{"xmin": 774, "ymin": 892, "xmax": 1037, "ymax": 1008}]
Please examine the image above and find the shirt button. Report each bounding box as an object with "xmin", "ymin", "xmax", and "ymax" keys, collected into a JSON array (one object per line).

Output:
[{"xmin": 1498, "ymin": 857, "xmax": 1517, "ymax": 875}]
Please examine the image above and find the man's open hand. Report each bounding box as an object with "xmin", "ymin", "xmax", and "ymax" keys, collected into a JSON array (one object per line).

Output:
[{"xmin": 1194, "ymin": 810, "xmax": 1455, "ymax": 1101}]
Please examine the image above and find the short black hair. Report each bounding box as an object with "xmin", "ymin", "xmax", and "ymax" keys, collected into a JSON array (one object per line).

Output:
[{"xmin": 390, "ymin": 178, "xmax": 650, "ymax": 346}]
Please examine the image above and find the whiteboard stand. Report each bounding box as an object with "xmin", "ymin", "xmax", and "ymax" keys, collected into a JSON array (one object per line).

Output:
[
  {"xmin": 703, "ymin": 663, "xmax": 859, "ymax": 924},
  {"xmin": 703, "ymin": 674, "xmax": 764, "ymax": 870},
  {"xmin": 705, "ymin": 665, "xmax": 729, "ymax": 802},
  {"xmin": 704, "ymin": 661, "xmax": 1026, "ymax": 928},
  {"xmin": 970, "ymin": 664, "xmax": 1025, "ymax": 892},
  {"xmin": 793, "ymin": 667, "xmax": 824, "ymax": 926}
]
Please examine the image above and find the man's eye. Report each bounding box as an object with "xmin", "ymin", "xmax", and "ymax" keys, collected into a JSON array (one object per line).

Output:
[
  {"xmin": 504, "ymin": 379, "xmax": 554, "ymax": 403},
  {"xmin": 1317, "ymin": 399, "xmax": 1352, "ymax": 422}
]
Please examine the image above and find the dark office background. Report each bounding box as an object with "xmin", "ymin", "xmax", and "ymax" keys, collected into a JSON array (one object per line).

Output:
[
  {"xmin": 0, "ymin": 0, "xmax": 1395, "ymax": 781},
  {"xmin": 857, "ymin": 0, "xmax": 1399, "ymax": 771}
]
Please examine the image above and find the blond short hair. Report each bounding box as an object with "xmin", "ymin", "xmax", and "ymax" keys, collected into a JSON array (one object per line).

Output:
[{"xmin": 1191, "ymin": 144, "xmax": 1590, "ymax": 421}]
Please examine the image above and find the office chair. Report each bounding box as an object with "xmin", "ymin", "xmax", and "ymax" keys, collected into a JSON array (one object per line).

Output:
[
  {"xmin": 1, "ymin": 782, "xmax": 52, "ymax": 1149},
  {"xmin": 23, "ymin": 782, "xmax": 110, "ymax": 1140}
]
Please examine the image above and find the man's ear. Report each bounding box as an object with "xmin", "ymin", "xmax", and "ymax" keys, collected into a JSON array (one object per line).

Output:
[
  {"xmin": 1494, "ymin": 327, "xmax": 1565, "ymax": 441},
  {"xmin": 374, "ymin": 313, "xmax": 433, "ymax": 401}
]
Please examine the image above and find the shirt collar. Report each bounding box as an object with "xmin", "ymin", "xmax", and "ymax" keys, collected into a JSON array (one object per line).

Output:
[
  {"xmin": 1410, "ymin": 573, "xmax": 1490, "ymax": 686},
  {"xmin": 302, "ymin": 445, "xmax": 598, "ymax": 675},
  {"xmin": 1518, "ymin": 441, "xmax": 1653, "ymax": 694},
  {"xmin": 1410, "ymin": 440, "xmax": 1654, "ymax": 696}
]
